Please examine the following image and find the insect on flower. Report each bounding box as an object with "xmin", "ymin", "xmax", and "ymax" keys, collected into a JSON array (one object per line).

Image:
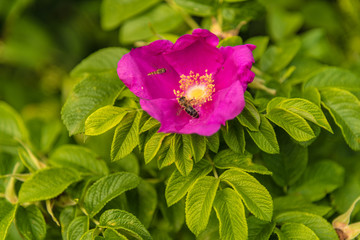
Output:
[{"xmin": 117, "ymin": 29, "xmax": 256, "ymax": 136}]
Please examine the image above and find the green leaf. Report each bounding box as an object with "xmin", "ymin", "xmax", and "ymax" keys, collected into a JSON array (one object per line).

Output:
[
  {"xmin": 206, "ymin": 132, "xmax": 220, "ymax": 153},
  {"xmin": 266, "ymin": 108, "xmax": 315, "ymax": 142},
  {"xmin": 0, "ymin": 101, "xmax": 28, "ymax": 142},
  {"xmin": 321, "ymin": 88, "xmax": 360, "ymax": 151},
  {"xmin": 218, "ymin": 36, "xmax": 243, "ymax": 47},
  {"xmin": 174, "ymin": 0, "xmax": 216, "ymax": 16},
  {"xmin": 144, "ymin": 132, "xmax": 168, "ymax": 164},
  {"xmin": 281, "ymin": 223, "xmax": 319, "ymax": 240},
  {"xmin": 245, "ymin": 36, "xmax": 269, "ymax": 61},
  {"xmin": 119, "ymin": 4, "xmax": 183, "ymax": 44},
  {"xmin": 166, "ymin": 159, "xmax": 212, "ymax": 207},
  {"xmin": 274, "ymin": 211, "xmax": 338, "ymax": 240},
  {"xmin": 67, "ymin": 216, "xmax": 89, "ymax": 240},
  {"xmin": 62, "ymin": 71, "xmax": 123, "ymax": 135},
  {"xmin": 101, "ymin": 0, "xmax": 160, "ymax": 30},
  {"xmin": 267, "ymin": 8, "xmax": 303, "ymax": 41},
  {"xmin": 70, "ymin": 48, "xmax": 129, "ymax": 77},
  {"xmin": 222, "ymin": 120, "xmax": 245, "ymax": 153},
  {"xmin": 186, "ymin": 176, "xmax": 220, "ymax": 236},
  {"xmin": 260, "ymin": 38, "xmax": 301, "ymax": 73},
  {"xmin": 48, "ymin": 145, "xmax": 109, "ymax": 175},
  {"xmin": 156, "ymin": 134, "xmax": 176, "ymax": 169},
  {"xmin": 99, "ymin": 209, "xmax": 152, "ymax": 240},
  {"xmin": 111, "ymin": 111, "xmax": 141, "ymax": 161},
  {"xmin": 103, "ymin": 229, "xmax": 128, "ymax": 240},
  {"xmin": 214, "ymin": 149, "xmax": 271, "ymax": 175},
  {"xmin": 247, "ymin": 216, "xmax": 276, "ymax": 240},
  {"xmin": 84, "ymin": 172, "xmax": 140, "ymax": 217},
  {"xmin": 60, "ymin": 207, "xmax": 76, "ymax": 240},
  {"xmin": 15, "ymin": 205, "xmax": 46, "ymax": 240},
  {"xmin": 237, "ymin": 101, "xmax": 260, "ymax": 131},
  {"xmin": 18, "ymin": 167, "xmax": 81, "ymax": 203},
  {"xmin": 262, "ymin": 139, "xmax": 308, "ymax": 187},
  {"xmin": 304, "ymin": 67, "xmax": 360, "ymax": 91},
  {"xmin": 274, "ymin": 195, "xmax": 331, "ymax": 217},
  {"xmin": 189, "ymin": 134, "xmax": 206, "ymax": 163},
  {"xmin": 213, "ymin": 188, "xmax": 247, "ymax": 240},
  {"xmin": 140, "ymin": 117, "xmax": 160, "ymax": 133},
  {"xmin": 174, "ymin": 134, "xmax": 193, "ymax": 176},
  {"xmin": 85, "ymin": 106, "xmax": 131, "ymax": 136},
  {"xmin": 220, "ymin": 169, "xmax": 273, "ymax": 221},
  {"xmin": 273, "ymin": 98, "xmax": 332, "ymax": 133},
  {"xmin": 0, "ymin": 200, "xmax": 17, "ymax": 240},
  {"xmin": 289, "ymin": 160, "xmax": 345, "ymax": 201},
  {"xmin": 80, "ymin": 229, "xmax": 99, "ymax": 240},
  {"xmin": 247, "ymin": 115, "xmax": 279, "ymax": 154}
]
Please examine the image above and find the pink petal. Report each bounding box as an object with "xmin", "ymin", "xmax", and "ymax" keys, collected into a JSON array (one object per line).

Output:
[
  {"xmin": 117, "ymin": 40, "xmax": 180, "ymax": 99},
  {"xmin": 164, "ymin": 29, "xmax": 223, "ymax": 77},
  {"xmin": 215, "ymin": 44, "xmax": 255, "ymax": 91}
]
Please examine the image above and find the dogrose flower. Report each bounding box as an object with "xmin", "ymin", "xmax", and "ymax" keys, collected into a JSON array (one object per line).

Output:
[{"xmin": 117, "ymin": 29, "xmax": 255, "ymax": 136}]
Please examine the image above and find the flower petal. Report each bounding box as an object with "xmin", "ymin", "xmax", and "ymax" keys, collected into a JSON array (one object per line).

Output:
[
  {"xmin": 215, "ymin": 44, "xmax": 255, "ymax": 91},
  {"xmin": 117, "ymin": 40, "xmax": 180, "ymax": 99},
  {"xmin": 164, "ymin": 29, "xmax": 223, "ymax": 76}
]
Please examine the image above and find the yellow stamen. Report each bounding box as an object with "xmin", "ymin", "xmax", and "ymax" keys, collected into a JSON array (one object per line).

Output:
[{"xmin": 173, "ymin": 70, "xmax": 215, "ymax": 105}]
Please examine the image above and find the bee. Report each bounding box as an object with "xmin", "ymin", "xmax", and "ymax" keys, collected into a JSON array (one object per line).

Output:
[
  {"xmin": 147, "ymin": 68, "xmax": 166, "ymax": 76},
  {"xmin": 178, "ymin": 96, "xmax": 199, "ymax": 118}
]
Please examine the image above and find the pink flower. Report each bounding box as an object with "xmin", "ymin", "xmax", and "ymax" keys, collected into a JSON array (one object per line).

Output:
[{"xmin": 117, "ymin": 29, "xmax": 255, "ymax": 136}]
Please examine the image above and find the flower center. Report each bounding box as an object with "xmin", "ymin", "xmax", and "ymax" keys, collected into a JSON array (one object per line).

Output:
[{"xmin": 173, "ymin": 70, "xmax": 215, "ymax": 106}]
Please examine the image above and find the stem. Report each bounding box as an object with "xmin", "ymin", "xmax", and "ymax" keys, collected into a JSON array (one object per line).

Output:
[
  {"xmin": 166, "ymin": 0, "xmax": 200, "ymax": 29},
  {"xmin": 248, "ymin": 77, "xmax": 277, "ymax": 96},
  {"xmin": 205, "ymin": 152, "xmax": 219, "ymax": 179},
  {"xmin": 217, "ymin": 0, "xmax": 224, "ymax": 31},
  {"xmin": 5, "ymin": 162, "xmax": 20, "ymax": 204}
]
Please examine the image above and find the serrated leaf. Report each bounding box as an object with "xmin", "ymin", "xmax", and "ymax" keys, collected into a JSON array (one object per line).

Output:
[
  {"xmin": 80, "ymin": 229, "xmax": 99, "ymax": 240},
  {"xmin": 303, "ymin": 87, "xmax": 321, "ymax": 107},
  {"xmin": 103, "ymin": 229, "xmax": 127, "ymax": 240},
  {"xmin": 262, "ymin": 138, "xmax": 308, "ymax": 187},
  {"xmin": 0, "ymin": 101, "xmax": 29, "ymax": 142},
  {"xmin": 206, "ymin": 132, "xmax": 220, "ymax": 153},
  {"xmin": 275, "ymin": 98, "xmax": 332, "ymax": 133},
  {"xmin": 85, "ymin": 106, "xmax": 131, "ymax": 136},
  {"xmin": 0, "ymin": 200, "xmax": 17, "ymax": 240},
  {"xmin": 274, "ymin": 211, "xmax": 338, "ymax": 240},
  {"xmin": 220, "ymin": 169, "xmax": 273, "ymax": 221},
  {"xmin": 222, "ymin": 120, "xmax": 245, "ymax": 153},
  {"xmin": 48, "ymin": 145, "xmax": 108, "ymax": 175},
  {"xmin": 67, "ymin": 216, "xmax": 89, "ymax": 240},
  {"xmin": 289, "ymin": 161, "xmax": 345, "ymax": 201},
  {"xmin": 304, "ymin": 67, "xmax": 360, "ymax": 91},
  {"xmin": 281, "ymin": 223, "xmax": 319, "ymax": 240},
  {"xmin": 175, "ymin": 134, "xmax": 193, "ymax": 176},
  {"xmin": 186, "ymin": 176, "xmax": 220, "ymax": 236},
  {"xmin": 190, "ymin": 134, "xmax": 206, "ymax": 163},
  {"xmin": 16, "ymin": 205, "xmax": 46, "ymax": 240},
  {"xmin": 140, "ymin": 117, "xmax": 160, "ymax": 133},
  {"xmin": 144, "ymin": 132, "xmax": 167, "ymax": 164},
  {"xmin": 213, "ymin": 188, "xmax": 247, "ymax": 240},
  {"xmin": 166, "ymin": 159, "xmax": 212, "ymax": 207},
  {"xmin": 84, "ymin": 172, "xmax": 140, "ymax": 217},
  {"xmin": 247, "ymin": 216, "xmax": 276, "ymax": 240},
  {"xmin": 237, "ymin": 101, "xmax": 260, "ymax": 131},
  {"xmin": 157, "ymin": 134, "xmax": 176, "ymax": 169},
  {"xmin": 60, "ymin": 207, "xmax": 76, "ymax": 240},
  {"xmin": 18, "ymin": 167, "xmax": 81, "ymax": 203},
  {"xmin": 100, "ymin": 0, "xmax": 160, "ymax": 30},
  {"xmin": 99, "ymin": 209, "xmax": 152, "ymax": 240},
  {"xmin": 111, "ymin": 111, "xmax": 141, "ymax": 161},
  {"xmin": 119, "ymin": 4, "xmax": 183, "ymax": 44},
  {"xmin": 71, "ymin": 48, "xmax": 129, "ymax": 77},
  {"xmin": 214, "ymin": 149, "xmax": 271, "ymax": 175},
  {"xmin": 247, "ymin": 115, "xmax": 279, "ymax": 154},
  {"xmin": 321, "ymin": 88, "xmax": 360, "ymax": 151},
  {"xmin": 266, "ymin": 108, "xmax": 315, "ymax": 142},
  {"xmin": 62, "ymin": 71, "xmax": 123, "ymax": 135}
]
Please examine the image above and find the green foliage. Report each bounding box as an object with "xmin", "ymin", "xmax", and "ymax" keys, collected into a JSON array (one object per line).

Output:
[{"xmin": 1, "ymin": 0, "xmax": 360, "ymax": 239}]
